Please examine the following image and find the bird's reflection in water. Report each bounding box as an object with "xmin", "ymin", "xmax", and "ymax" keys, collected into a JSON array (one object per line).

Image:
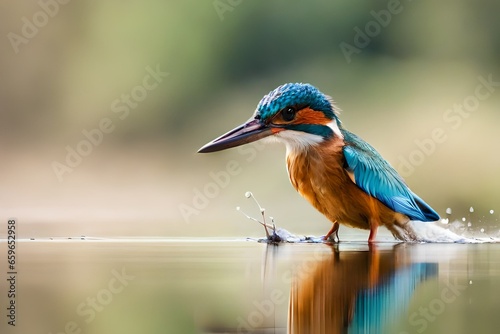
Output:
[{"xmin": 288, "ymin": 244, "xmax": 437, "ymax": 334}]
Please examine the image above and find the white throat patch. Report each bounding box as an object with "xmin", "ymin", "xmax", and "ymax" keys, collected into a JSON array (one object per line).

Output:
[
  {"xmin": 327, "ymin": 119, "xmax": 344, "ymax": 140},
  {"xmin": 273, "ymin": 130, "xmax": 324, "ymax": 155},
  {"xmin": 264, "ymin": 118, "xmax": 344, "ymax": 155}
]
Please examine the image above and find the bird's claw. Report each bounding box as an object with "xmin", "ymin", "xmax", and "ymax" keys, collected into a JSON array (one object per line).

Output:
[
  {"xmin": 322, "ymin": 233, "xmax": 339, "ymax": 243},
  {"xmin": 323, "ymin": 223, "xmax": 340, "ymax": 243}
]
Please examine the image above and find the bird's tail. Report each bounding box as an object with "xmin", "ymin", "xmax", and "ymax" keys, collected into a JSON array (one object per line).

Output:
[{"xmin": 411, "ymin": 192, "xmax": 440, "ymax": 222}]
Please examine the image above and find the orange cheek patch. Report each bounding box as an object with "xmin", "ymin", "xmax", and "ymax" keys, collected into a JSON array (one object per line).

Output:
[
  {"xmin": 271, "ymin": 127, "xmax": 284, "ymax": 134},
  {"xmin": 294, "ymin": 108, "xmax": 331, "ymax": 125}
]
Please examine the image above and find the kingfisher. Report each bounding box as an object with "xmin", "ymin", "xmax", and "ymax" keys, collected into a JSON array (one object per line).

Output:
[{"xmin": 198, "ymin": 83, "xmax": 440, "ymax": 242}]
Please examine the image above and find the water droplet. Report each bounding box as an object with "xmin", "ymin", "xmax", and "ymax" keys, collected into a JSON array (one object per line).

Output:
[
  {"xmin": 245, "ymin": 191, "xmax": 252, "ymax": 198},
  {"xmin": 469, "ymin": 280, "xmax": 473, "ymax": 285},
  {"xmin": 236, "ymin": 206, "xmax": 240, "ymax": 211},
  {"xmin": 462, "ymin": 217, "xmax": 466, "ymax": 222},
  {"xmin": 441, "ymin": 218, "xmax": 449, "ymax": 225},
  {"xmin": 446, "ymin": 208, "xmax": 452, "ymax": 215},
  {"xmin": 467, "ymin": 222, "xmax": 472, "ymax": 227},
  {"xmin": 490, "ymin": 210, "xmax": 495, "ymax": 214},
  {"xmin": 480, "ymin": 228, "xmax": 485, "ymax": 233},
  {"xmin": 470, "ymin": 207, "xmax": 474, "ymax": 213}
]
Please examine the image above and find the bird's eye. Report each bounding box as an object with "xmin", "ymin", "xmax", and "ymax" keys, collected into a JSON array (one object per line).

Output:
[{"xmin": 282, "ymin": 107, "xmax": 296, "ymax": 122}]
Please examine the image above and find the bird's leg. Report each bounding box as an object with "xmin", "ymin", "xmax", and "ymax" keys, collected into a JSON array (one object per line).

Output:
[
  {"xmin": 323, "ymin": 221, "xmax": 339, "ymax": 242},
  {"xmin": 367, "ymin": 199, "xmax": 380, "ymax": 243},
  {"xmin": 368, "ymin": 220, "xmax": 379, "ymax": 243}
]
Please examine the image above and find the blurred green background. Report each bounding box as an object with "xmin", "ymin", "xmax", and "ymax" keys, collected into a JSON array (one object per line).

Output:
[{"xmin": 1, "ymin": 0, "xmax": 500, "ymax": 239}]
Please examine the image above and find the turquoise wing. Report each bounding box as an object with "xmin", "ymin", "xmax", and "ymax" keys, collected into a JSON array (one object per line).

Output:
[
  {"xmin": 342, "ymin": 130, "xmax": 439, "ymax": 222},
  {"xmin": 348, "ymin": 263, "xmax": 438, "ymax": 333}
]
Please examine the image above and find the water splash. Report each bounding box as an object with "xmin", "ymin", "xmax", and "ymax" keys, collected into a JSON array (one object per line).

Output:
[
  {"xmin": 236, "ymin": 197, "xmax": 500, "ymax": 243},
  {"xmin": 429, "ymin": 206, "xmax": 500, "ymax": 242},
  {"xmin": 236, "ymin": 191, "xmax": 324, "ymax": 243}
]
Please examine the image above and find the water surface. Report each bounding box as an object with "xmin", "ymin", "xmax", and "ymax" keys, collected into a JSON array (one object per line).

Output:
[{"xmin": 2, "ymin": 238, "xmax": 500, "ymax": 334}]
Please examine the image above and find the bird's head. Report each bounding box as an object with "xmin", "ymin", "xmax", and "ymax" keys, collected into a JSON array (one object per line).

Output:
[{"xmin": 198, "ymin": 83, "xmax": 343, "ymax": 153}]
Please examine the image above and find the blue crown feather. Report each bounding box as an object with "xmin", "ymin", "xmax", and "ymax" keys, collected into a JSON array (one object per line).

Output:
[{"xmin": 256, "ymin": 83, "xmax": 339, "ymax": 121}]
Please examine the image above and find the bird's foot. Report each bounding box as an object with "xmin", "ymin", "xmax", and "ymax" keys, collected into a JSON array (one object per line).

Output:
[{"xmin": 323, "ymin": 222, "xmax": 340, "ymax": 243}]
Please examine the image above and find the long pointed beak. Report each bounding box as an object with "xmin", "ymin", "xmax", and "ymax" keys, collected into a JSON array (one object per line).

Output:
[{"xmin": 198, "ymin": 118, "xmax": 273, "ymax": 153}]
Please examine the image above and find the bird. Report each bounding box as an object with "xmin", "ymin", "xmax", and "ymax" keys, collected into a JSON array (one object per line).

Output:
[
  {"xmin": 288, "ymin": 244, "xmax": 438, "ymax": 333},
  {"xmin": 198, "ymin": 83, "xmax": 440, "ymax": 242}
]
